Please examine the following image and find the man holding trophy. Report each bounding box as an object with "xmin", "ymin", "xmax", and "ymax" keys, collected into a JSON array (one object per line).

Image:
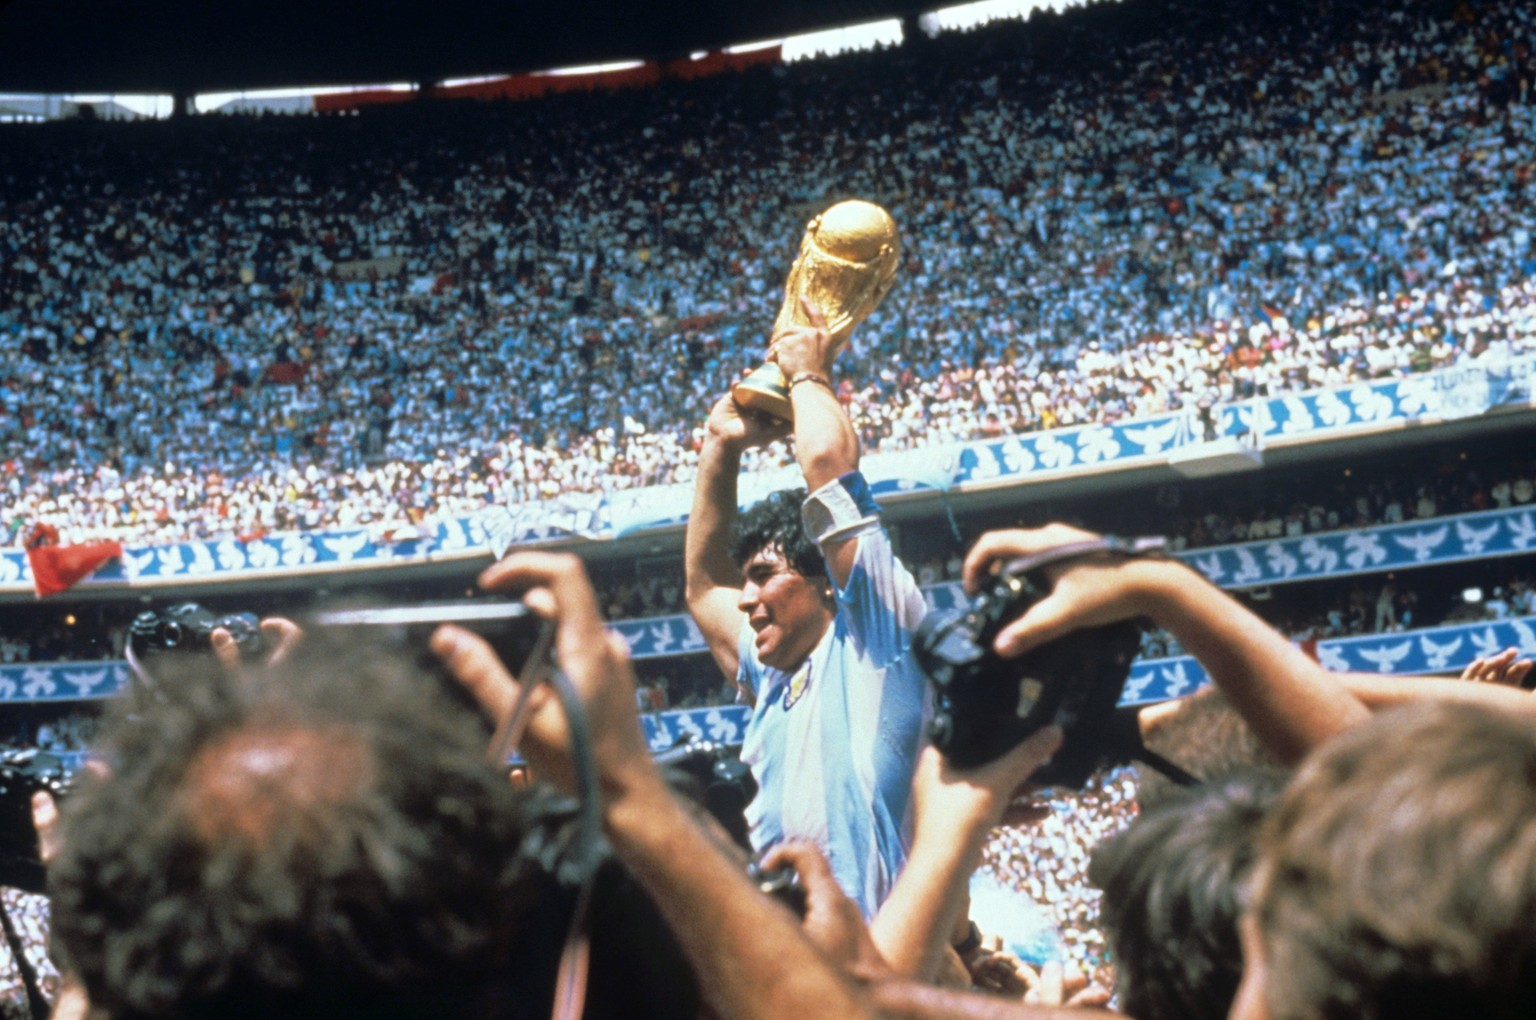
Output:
[{"xmin": 684, "ymin": 200, "xmax": 930, "ymax": 919}]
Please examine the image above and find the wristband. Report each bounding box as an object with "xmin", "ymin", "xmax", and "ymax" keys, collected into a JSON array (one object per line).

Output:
[
  {"xmin": 787, "ymin": 371, "xmax": 834, "ymax": 395},
  {"xmin": 801, "ymin": 472, "xmax": 880, "ymax": 546}
]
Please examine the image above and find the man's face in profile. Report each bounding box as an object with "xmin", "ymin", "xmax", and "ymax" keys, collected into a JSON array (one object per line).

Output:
[{"xmin": 737, "ymin": 544, "xmax": 832, "ymax": 671}]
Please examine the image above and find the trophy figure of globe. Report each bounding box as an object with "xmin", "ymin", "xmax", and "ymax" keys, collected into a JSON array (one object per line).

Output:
[{"xmin": 732, "ymin": 199, "xmax": 900, "ymax": 421}]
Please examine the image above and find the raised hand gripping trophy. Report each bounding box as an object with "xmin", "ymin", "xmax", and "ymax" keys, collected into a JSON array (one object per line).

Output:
[{"xmin": 732, "ymin": 199, "xmax": 900, "ymax": 421}]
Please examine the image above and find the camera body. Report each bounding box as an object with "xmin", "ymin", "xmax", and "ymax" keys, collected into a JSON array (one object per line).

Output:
[
  {"xmin": 128, "ymin": 603, "xmax": 263, "ymax": 660},
  {"xmin": 914, "ymin": 561, "xmax": 1142, "ymax": 787},
  {"xmin": 0, "ymin": 749, "xmax": 73, "ymax": 893},
  {"xmin": 652, "ymin": 737, "xmax": 757, "ymax": 852}
]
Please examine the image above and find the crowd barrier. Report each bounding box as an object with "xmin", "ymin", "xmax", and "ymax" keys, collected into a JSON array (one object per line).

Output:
[{"xmin": 3, "ymin": 355, "xmax": 1533, "ymax": 595}]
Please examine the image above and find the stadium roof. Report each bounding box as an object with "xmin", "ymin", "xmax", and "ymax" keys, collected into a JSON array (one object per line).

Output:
[{"xmin": 0, "ymin": 0, "xmax": 941, "ymax": 95}]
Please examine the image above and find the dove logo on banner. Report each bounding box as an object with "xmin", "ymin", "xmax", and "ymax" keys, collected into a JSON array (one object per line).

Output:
[
  {"xmin": 613, "ymin": 614, "xmax": 711, "ymax": 658},
  {"xmin": 1168, "ymin": 507, "xmax": 1536, "ymax": 590},
  {"xmin": 1118, "ymin": 616, "xmax": 1536, "ymax": 705},
  {"xmin": 0, "ymin": 663, "xmax": 131, "ymax": 702}
]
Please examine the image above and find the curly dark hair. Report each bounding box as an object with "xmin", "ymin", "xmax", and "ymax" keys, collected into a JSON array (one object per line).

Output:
[
  {"xmin": 49, "ymin": 637, "xmax": 547, "ymax": 1020},
  {"xmin": 727, "ymin": 488, "xmax": 825, "ymax": 580}
]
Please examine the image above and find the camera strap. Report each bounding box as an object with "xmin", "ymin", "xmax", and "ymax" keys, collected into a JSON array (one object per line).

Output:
[
  {"xmin": 997, "ymin": 534, "xmax": 1169, "ymax": 580},
  {"xmin": 1135, "ymin": 747, "xmax": 1203, "ymax": 787},
  {"xmin": 486, "ymin": 642, "xmax": 604, "ymax": 1020}
]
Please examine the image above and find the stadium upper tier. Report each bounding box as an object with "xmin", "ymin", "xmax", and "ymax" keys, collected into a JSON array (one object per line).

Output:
[{"xmin": 2, "ymin": 0, "xmax": 1533, "ymax": 548}]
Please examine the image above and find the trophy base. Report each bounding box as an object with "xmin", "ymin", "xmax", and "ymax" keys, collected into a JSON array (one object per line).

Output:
[{"xmin": 732, "ymin": 364, "xmax": 793, "ymax": 421}]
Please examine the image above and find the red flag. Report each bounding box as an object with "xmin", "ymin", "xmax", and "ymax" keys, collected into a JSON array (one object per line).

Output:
[{"xmin": 24, "ymin": 524, "xmax": 122, "ymax": 599}]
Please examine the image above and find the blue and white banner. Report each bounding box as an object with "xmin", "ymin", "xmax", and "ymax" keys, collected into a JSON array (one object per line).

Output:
[
  {"xmin": 1313, "ymin": 614, "xmax": 1536, "ymax": 676},
  {"xmin": 7, "ymin": 615, "xmax": 1532, "ymax": 711},
  {"xmin": 957, "ymin": 355, "xmax": 1536, "ymax": 488},
  {"xmin": 1177, "ymin": 506, "xmax": 1536, "ymax": 589},
  {"xmin": 0, "ymin": 518, "xmax": 488, "ymax": 589},
  {"xmin": 0, "ymin": 662, "xmax": 131, "ymax": 702},
  {"xmin": 954, "ymin": 414, "xmax": 1202, "ymax": 486},
  {"xmin": 1118, "ymin": 614, "xmax": 1536, "ymax": 705},
  {"xmin": 4, "ymin": 355, "xmax": 1534, "ymax": 592},
  {"xmin": 615, "ymin": 613, "xmax": 709, "ymax": 658},
  {"xmin": 641, "ymin": 704, "xmax": 751, "ymax": 752}
]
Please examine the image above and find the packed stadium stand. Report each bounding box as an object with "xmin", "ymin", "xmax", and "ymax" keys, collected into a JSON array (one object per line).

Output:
[
  {"xmin": 1, "ymin": 0, "xmax": 1534, "ymax": 1013},
  {"xmin": 2, "ymin": 0, "xmax": 1533, "ymax": 546}
]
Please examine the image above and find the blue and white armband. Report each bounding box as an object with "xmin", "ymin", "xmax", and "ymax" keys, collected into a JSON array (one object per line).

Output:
[{"xmin": 801, "ymin": 471, "xmax": 881, "ymax": 546}]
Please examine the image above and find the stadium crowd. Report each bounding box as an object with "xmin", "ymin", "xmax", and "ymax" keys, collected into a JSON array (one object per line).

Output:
[
  {"xmin": 0, "ymin": 890, "xmax": 55, "ymax": 1020},
  {"xmin": 3, "ymin": 0, "xmax": 1536, "ymax": 1017},
  {"xmin": 982, "ymin": 767, "xmax": 1141, "ymax": 987},
  {"xmin": 2, "ymin": 0, "xmax": 1535, "ymax": 547}
]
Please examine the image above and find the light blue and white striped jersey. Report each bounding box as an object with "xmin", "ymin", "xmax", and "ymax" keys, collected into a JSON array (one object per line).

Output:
[{"xmin": 737, "ymin": 522, "xmax": 930, "ymax": 918}]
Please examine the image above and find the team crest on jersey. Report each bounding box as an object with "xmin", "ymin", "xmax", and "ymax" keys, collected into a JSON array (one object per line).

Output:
[{"xmin": 783, "ymin": 661, "xmax": 812, "ymax": 710}]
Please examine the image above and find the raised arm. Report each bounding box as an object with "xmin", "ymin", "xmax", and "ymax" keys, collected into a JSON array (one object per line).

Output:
[
  {"xmin": 964, "ymin": 524, "xmax": 1370, "ymax": 766},
  {"xmin": 1340, "ymin": 665, "xmax": 1536, "ymax": 717},
  {"xmin": 435, "ymin": 552, "xmax": 876, "ymax": 1020},
  {"xmin": 869, "ymin": 730, "xmax": 1063, "ymax": 982},
  {"xmin": 685, "ymin": 393, "xmax": 789, "ymax": 683},
  {"xmin": 773, "ymin": 297, "xmax": 862, "ymax": 587}
]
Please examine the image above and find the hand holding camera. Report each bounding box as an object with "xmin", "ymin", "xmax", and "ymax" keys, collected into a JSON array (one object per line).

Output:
[
  {"xmin": 127, "ymin": 603, "xmax": 304, "ymax": 677},
  {"xmin": 430, "ymin": 551, "xmax": 656, "ymax": 799},
  {"xmin": 915, "ymin": 525, "xmax": 1166, "ymax": 786},
  {"xmin": 961, "ymin": 524, "xmax": 1169, "ymax": 658}
]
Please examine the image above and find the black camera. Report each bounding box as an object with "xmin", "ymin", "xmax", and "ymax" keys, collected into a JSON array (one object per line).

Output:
[
  {"xmin": 128, "ymin": 603, "xmax": 263, "ymax": 660},
  {"xmin": 309, "ymin": 601, "xmax": 556, "ymax": 746},
  {"xmin": 651, "ymin": 737, "xmax": 757, "ymax": 852},
  {"xmin": 650, "ymin": 737, "xmax": 802, "ymax": 914},
  {"xmin": 0, "ymin": 749, "xmax": 73, "ymax": 893},
  {"xmin": 914, "ymin": 545, "xmax": 1146, "ymax": 787}
]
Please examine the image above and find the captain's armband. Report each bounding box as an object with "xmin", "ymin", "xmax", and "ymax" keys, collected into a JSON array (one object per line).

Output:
[{"xmin": 801, "ymin": 471, "xmax": 881, "ymax": 546}]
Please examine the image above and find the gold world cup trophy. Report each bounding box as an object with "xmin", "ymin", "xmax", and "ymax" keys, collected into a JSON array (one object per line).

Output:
[{"xmin": 732, "ymin": 199, "xmax": 900, "ymax": 420}]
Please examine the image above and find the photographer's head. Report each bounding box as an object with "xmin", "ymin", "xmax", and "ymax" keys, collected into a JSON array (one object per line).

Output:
[
  {"xmin": 49, "ymin": 637, "xmax": 544, "ymax": 1020},
  {"xmin": 1234, "ymin": 701, "xmax": 1536, "ymax": 1020},
  {"xmin": 1089, "ymin": 767, "xmax": 1284, "ymax": 1020},
  {"xmin": 729, "ymin": 488, "xmax": 835, "ymax": 670}
]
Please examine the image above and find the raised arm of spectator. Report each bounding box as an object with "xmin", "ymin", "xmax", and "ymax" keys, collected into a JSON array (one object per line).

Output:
[
  {"xmin": 1340, "ymin": 653, "xmax": 1536, "ymax": 716},
  {"xmin": 774, "ymin": 297, "xmax": 862, "ymax": 587},
  {"xmin": 685, "ymin": 392, "xmax": 789, "ymax": 682},
  {"xmin": 434, "ymin": 551, "xmax": 875, "ymax": 1020},
  {"xmin": 868, "ymin": 730, "xmax": 1063, "ymax": 982},
  {"xmin": 765, "ymin": 838, "xmax": 1116, "ymax": 1018},
  {"xmin": 964, "ymin": 524, "xmax": 1369, "ymax": 766}
]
